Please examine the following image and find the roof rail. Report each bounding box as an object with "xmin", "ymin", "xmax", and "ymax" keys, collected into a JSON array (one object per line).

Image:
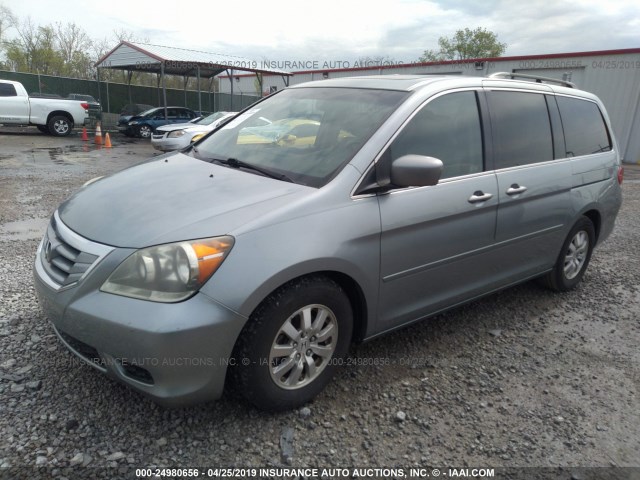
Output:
[{"xmin": 489, "ymin": 71, "xmax": 575, "ymax": 88}]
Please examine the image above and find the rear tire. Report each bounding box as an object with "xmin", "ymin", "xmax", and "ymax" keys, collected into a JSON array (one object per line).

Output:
[
  {"xmin": 230, "ymin": 275, "xmax": 353, "ymax": 411},
  {"xmin": 540, "ymin": 216, "xmax": 595, "ymax": 291},
  {"xmin": 36, "ymin": 125, "xmax": 49, "ymax": 134},
  {"xmin": 47, "ymin": 115, "xmax": 73, "ymax": 137}
]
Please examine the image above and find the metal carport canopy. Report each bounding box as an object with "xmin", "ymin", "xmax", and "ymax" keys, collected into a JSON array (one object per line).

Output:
[{"xmin": 95, "ymin": 41, "xmax": 292, "ymax": 115}]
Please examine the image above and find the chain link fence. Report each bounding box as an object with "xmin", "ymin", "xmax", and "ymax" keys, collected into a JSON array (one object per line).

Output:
[{"xmin": 0, "ymin": 70, "xmax": 260, "ymax": 128}]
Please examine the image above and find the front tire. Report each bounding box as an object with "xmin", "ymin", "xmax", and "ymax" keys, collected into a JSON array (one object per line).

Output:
[
  {"xmin": 541, "ymin": 216, "xmax": 595, "ymax": 291},
  {"xmin": 137, "ymin": 125, "xmax": 152, "ymax": 138},
  {"xmin": 47, "ymin": 115, "xmax": 73, "ymax": 136},
  {"xmin": 36, "ymin": 125, "xmax": 49, "ymax": 134},
  {"xmin": 230, "ymin": 275, "xmax": 353, "ymax": 411}
]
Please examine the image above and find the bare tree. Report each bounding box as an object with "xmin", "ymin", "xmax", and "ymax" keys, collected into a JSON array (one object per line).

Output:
[
  {"xmin": 0, "ymin": 3, "xmax": 16, "ymax": 45},
  {"xmin": 10, "ymin": 16, "xmax": 40, "ymax": 71},
  {"xmin": 56, "ymin": 23, "xmax": 91, "ymax": 63}
]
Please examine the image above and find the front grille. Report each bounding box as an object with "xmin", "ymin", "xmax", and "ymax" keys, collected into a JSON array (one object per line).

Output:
[
  {"xmin": 152, "ymin": 133, "xmax": 166, "ymax": 139},
  {"xmin": 40, "ymin": 216, "xmax": 99, "ymax": 288}
]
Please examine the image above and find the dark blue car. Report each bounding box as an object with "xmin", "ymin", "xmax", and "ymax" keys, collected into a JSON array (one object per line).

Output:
[{"xmin": 117, "ymin": 107, "xmax": 198, "ymax": 138}]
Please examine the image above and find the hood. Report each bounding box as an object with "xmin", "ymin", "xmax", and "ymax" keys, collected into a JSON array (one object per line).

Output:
[
  {"xmin": 118, "ymin": 114, "xmax": 136, "ymax": 124},
  {"xmin": 58, "ymin": 153, "xmax": 312, "ymax": 248},
  {"xmin": 156, "ymin": 122, "xmax": 199, "ymax": 133}
]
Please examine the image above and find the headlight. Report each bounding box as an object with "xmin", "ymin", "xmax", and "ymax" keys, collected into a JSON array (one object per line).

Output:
[
  {"xmin": 191, "ymin": 133, "xmax": 206, "ymax": 143},
  {"xmin": 129, "ymin": 121, "xmax": 139, "ymax": 125},
  {"xmin": 168, "ymin": 130, "xmax": 186, "ymax": 138},
  {"xmin": 101, "ymin": 236, "xmax": 234, "ymax": 302}
]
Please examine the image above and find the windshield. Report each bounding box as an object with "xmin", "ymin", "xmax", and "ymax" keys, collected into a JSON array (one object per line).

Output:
[
  {"xmin": 193, "ymin": 87, "xmax": 408, "ymax": 188},
  {"xmin": 138, "ymin": 108, "xmax": 158, "ymax": 118},
  {"xmin": 195, "ymin": 111, "xmax": 232, "ymax": 125}
]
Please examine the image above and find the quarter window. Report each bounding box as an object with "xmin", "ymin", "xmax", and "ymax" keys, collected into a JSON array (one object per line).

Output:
[
  {"xmin": 488, "ymin": 91, "xmax": 553, "ymax": 168},
  {"xmin": 389, "ymin": 91, "xmax": 484, "ymax": 179},
  {"xmin": 556, "ymin": 96, "xmax": 611, "ymax": 156}
]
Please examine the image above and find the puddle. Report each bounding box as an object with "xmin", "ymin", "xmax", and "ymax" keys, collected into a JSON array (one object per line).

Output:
[
  {"xmin": 29, "ymin": 145, "xmax": 96, "ymax": 165},
  {"xmin": 0, "ymin": 217, "xmax": 48, "ymax": 241},
  {"xmin": 0, "ymin": 135, "xmax": 154, "ymax": 170}
]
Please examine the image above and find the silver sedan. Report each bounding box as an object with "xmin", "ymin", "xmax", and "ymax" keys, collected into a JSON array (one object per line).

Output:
[{"xmin": 151, "ymin": 111, "xmax": 237, "ymax": 151}]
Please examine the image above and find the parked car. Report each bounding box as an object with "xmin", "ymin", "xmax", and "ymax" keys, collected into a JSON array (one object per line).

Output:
[
  {"xmin": 117, "ymin": 106, "xmax": 198, "ymax": 138},
  {"xmin": 117, "ymin": 103, "xmax": 154, "ymax": 127},
  {"xmin": 151, "ymin": 111, "xmax": 237, "ymax": 151},
  {"xmin": 120, "ymin": 103, "xmax": 154, "ymax": 117},
  {"xmin": 0, "ymin": 80, "xmax": 89, "ymax": 136},
  {"xmin": 67, "ymin": 93, "xmax": 102, "ymax": 120},
  {"xmin": 34, "ymin": 74, "xmax": 623, "ymax": 411}
]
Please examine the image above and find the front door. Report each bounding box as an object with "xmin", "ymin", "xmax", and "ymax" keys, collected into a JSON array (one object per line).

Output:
[{"xmin": 377, "ymin": 90, "xmax": 499, "ymax": 332}]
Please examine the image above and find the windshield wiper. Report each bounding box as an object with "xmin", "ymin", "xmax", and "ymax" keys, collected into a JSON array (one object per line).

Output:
[{"xmin": 210, "ymin": 157, "xmax": 294, "ymax": 183}]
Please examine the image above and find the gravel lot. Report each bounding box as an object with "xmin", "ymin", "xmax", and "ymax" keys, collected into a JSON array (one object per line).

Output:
[{"xmin": 0, "ymin": 130, "xmax": 638, "ymax": 479}]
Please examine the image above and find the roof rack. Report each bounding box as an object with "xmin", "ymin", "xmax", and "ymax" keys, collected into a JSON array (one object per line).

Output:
[{"xmin": 489, "ymin": 72, "xmax": 575, "ymax": 88}]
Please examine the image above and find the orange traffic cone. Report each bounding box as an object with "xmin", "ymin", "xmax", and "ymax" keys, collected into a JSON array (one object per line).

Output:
[
  {"xmin": 104, "ymin": 132, "xmax": 112, "ymax": 148},
  {"xmin": 95, "ymin": 123, "xmax": 103, "ymax": 145},
  {"xmin": 81, "ymin": 127, "xmax": 89, "ymax": 141}
]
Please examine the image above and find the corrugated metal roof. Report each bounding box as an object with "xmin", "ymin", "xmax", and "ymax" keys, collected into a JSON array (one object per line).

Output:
[{"xmin": 96, "ymin": 41, "xmax": 291, "ymax": 77}]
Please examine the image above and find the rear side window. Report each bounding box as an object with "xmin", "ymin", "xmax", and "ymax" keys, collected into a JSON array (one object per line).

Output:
[
  {"xmin": 488, "ymin": 91, "xmax": 553, "ymax": 168},
  {"xmin": 556, "ymin": 96, "xmax": 611, "ymax": 156},
  {"xmin": 0, "ymin": 83, "xmax": 17, "ymax": 97},
  {"xmin": 389, "ymin": 91, "xmax": 484, "ymax": 179}
]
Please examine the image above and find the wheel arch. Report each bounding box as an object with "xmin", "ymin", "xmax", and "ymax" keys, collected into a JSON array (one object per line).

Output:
[
  {"xmin": 46, "ymin": 110, "xmax": 73, "ymax": 125},
  {"xmin": 319, "ymin": 271, "xmax": 369, "ymax": 343},
  {"xmin": 241, "ymin": 270, "xmax": 370, "ymax": 345},
  {"xmin": 580, "ymin": 208, "xmax": 602, "ymax": 243}
]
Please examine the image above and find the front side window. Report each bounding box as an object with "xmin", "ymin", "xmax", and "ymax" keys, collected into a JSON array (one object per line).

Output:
[
  {"xmin": 556, "ymin": 96, "xmax": 611, "ymax": 156},
  {"xmin": 488, "ymin": 91, "xmax": 553, "ymax": 169},
  {"xmin": 388, "ymin": 91, "xmax": 484, "ymax": 180},
  {"xmin": 193, "ymin": 87, "xmax": 408, "ymax": 188}
]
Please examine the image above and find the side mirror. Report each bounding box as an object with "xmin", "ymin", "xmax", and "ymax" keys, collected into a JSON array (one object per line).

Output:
[{"xmin": 391, "ymin": 155, "xmax": 443, "ymax": 187}]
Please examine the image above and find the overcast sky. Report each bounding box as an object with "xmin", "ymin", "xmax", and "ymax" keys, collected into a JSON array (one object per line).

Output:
[{"xmin": 5, "ymin": 0, "xmax": 640, "ymax": 63}]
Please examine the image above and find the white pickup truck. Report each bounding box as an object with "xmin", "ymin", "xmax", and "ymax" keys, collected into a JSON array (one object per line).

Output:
[{"xmin": 0, "ymin": 79, "xmax": 89, "ymax": 136}]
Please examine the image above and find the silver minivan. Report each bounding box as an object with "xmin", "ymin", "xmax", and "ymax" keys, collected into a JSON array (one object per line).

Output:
[{"xmin": 34, "ymin": 74, "xmax": 623, "ymax": 410}]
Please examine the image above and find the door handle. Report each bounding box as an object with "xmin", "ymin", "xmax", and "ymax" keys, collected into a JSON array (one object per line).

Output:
[
  {"xmin": 506, "ymin": 184, "xmax": 527, "ymax": 195},
  {"xmin": 468, "ymin": 191, "xmax": 493, "ymax": 203}
]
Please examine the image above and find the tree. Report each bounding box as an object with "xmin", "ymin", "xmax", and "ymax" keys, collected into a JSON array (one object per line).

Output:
[
  {"xmin": 4, "ymin": 17, "xmax": 62, "ymax": 74},
  {"xmin": 0, "ymin": 3, "xmax": 16, "ymax": 47},
  {"xmin": 420, "ymin": 27, "xmax": 506, "ymax": 62},
  {"xmin": 55, "ymin": 22, "xmax": 93, "ymax": 78}
]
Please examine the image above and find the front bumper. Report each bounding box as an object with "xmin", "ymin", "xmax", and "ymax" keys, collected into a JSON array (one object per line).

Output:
[
  {"xmin": 33, "ymin": 223, "xmax": 247, "ymax": 407},
  {"xmin": 151, "ymin": 135, "xmax": 190, "ymax": 152},
  {"xmin": 117, "ymin": 125, "xmax": 134, "ymax": 135}
]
